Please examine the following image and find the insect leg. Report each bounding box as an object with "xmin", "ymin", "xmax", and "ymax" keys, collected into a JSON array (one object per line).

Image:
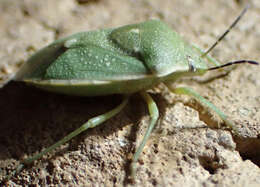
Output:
[
  {"xmin": 166, "ymin": 85, "xmax": 239, "ymax": 134},
  {"xmin": 130, "ymin": 91, "xmax": 159, "ymax": 179},
  {"xmin": 6, "ymin": 96, "xmax": 129, "ymax": 181}
]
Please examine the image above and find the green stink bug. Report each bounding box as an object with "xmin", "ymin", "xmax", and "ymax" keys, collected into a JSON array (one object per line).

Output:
[{"xmin": 5, "ymin": 5, "xmax": 259, "ymax": 181}]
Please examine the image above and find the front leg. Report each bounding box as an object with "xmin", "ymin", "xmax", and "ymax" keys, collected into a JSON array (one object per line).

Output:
[{"xmin": 165, "ymin": 84, "xmax": 239, "ymax": 134}]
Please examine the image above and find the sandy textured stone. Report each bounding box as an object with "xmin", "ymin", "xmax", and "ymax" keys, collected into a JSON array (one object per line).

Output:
[{"xmin": 0, "ymin": 0, "xmax": 260, "ymax": 186}]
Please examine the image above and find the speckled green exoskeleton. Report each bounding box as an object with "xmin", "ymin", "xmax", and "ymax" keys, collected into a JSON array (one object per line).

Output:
[{"xmin": 6, "ymin": 5, "xmax": 258, "ymax": 181}]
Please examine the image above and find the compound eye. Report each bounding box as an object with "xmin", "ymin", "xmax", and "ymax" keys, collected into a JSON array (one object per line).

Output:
[{"xmin": 187, "ymin": 55, "xmax": 196, "ymax": 72}]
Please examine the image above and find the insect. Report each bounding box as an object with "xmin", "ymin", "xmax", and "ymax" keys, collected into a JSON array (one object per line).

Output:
[{"xmin": 5, "ymin": 5, "xmax": 258, "ymax": 181}]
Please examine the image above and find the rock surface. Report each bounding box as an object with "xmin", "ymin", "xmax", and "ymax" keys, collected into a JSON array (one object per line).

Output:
[{"xmin": 0, "ymin": 0, "xmax": 260, "ymax": 186}]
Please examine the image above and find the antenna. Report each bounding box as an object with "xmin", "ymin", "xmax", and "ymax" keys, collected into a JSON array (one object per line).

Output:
[
  {"xmin": 208, "ymin": 60, "xmax": 259, "ymax": 71},
  {"xmin": 201, "ymin": 4, "xmax": 250, "ymax": 57}
]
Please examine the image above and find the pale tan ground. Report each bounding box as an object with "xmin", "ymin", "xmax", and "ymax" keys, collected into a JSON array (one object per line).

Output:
[{"xmin": 0, "ymin": 0, "xmax": 260, "ymax": 186}]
